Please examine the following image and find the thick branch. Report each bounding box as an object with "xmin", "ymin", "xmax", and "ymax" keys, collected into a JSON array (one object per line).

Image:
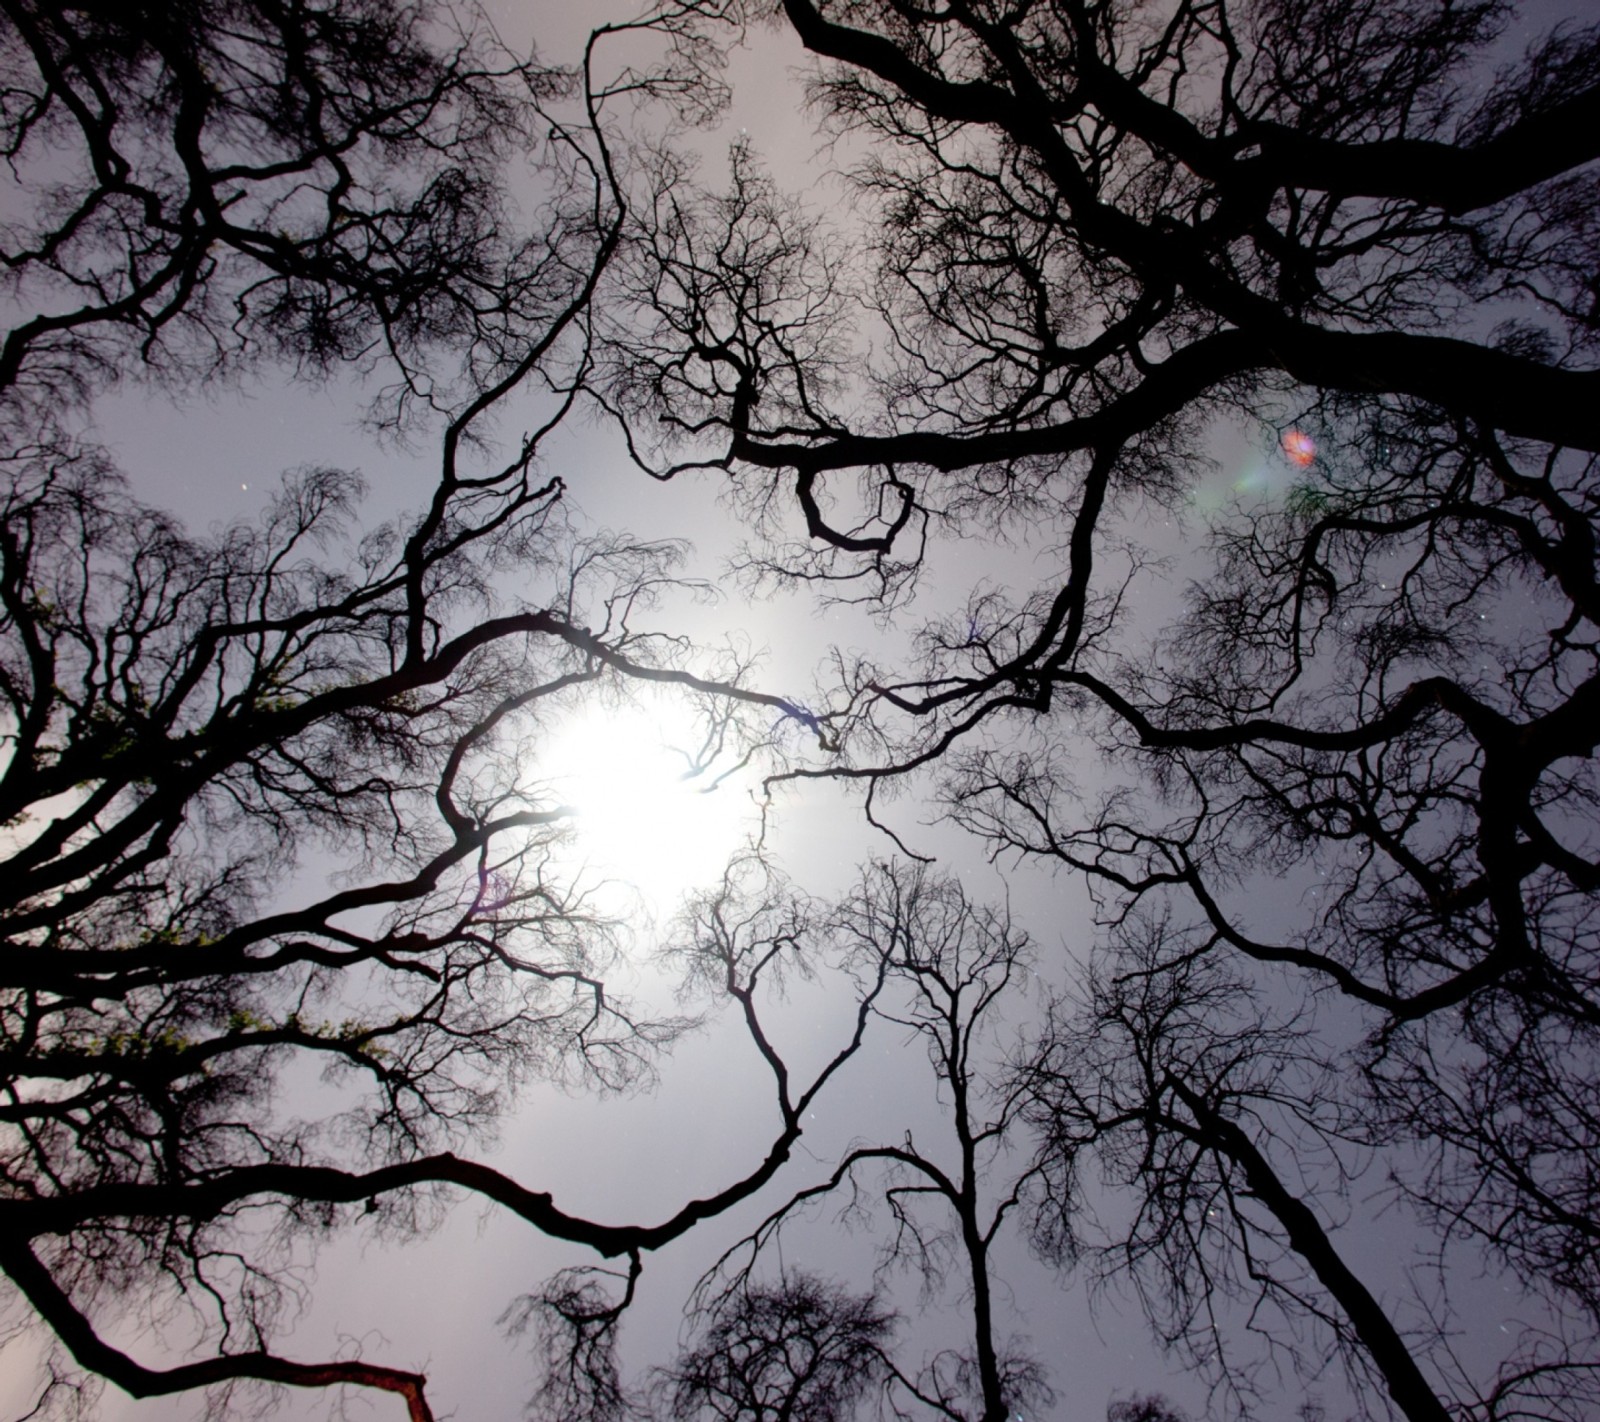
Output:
[{"xmin": 0, "ymin": 1236, "xmax": 433, "ymax": 1422}]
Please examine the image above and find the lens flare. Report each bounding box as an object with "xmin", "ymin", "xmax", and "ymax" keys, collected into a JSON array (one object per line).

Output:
[{"xmin": 1282, "ymin": 429, "xmax": 1316, "ymax": 467}]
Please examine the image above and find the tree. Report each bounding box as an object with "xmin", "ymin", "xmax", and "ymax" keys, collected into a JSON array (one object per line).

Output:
[
  {"xmin": 688, "ymin": 862, "xmax": 1054, "ymax": 1422},
  {"xmin": 0, "ymin": 4, "xmax": 886, "ymax": 1419},
  {"xmin": 657, "ymin": 1271, "xmax": 896, "ymax": 1422},
  {"xmin": 0, "ymin": 0, "xmax": 569, "ymax": 429},
  {"xmin": 493, "ymin": 855, "xmax": 894, "ymax": 1422},
  {"xmin": 10, "ymin": 0, "xmax": 1600, "ymax": 1418},
  {"xmin": 1021, "ymin": 920, "xmax": 1468, "ymax": 1421},
  {"xmin": 1107, "ymin": 1398, "xmax": 1189, "ymax": 1422},
  {"xmin": 602, "ymin": 0, "xmax": 1600, "ymax": 1415}
]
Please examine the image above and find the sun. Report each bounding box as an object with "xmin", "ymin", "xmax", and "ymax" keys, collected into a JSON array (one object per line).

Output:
[{"xmin": 540, "ymin": 692, "xmax": 758, "ymax": 911}]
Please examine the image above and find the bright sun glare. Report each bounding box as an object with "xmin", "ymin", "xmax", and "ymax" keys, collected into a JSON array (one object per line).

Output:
[{"xmin": 542, "ymin": 695, "xmax": 756, "ymax": 911}]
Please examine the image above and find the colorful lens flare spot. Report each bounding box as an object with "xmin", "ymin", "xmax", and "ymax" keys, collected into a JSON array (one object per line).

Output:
[{"xmin": 1282, "ymin": 429, "xmax": 1316, "ymax": 467}]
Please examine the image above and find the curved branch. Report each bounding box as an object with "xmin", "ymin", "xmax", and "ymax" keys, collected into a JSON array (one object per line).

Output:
[{"xmin": 0, "ymin": 1236, "xmax": 434, "ymax": 1422}]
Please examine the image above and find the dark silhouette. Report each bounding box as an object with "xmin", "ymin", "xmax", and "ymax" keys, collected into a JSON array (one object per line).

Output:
[
  {"xmin": 687, "ymin": 862, "xmax": 1055, "ymax": 1422},
  {"xmin": 606, "ymin": 0, "xmax": 1600, "ymax": 1417},
  {"xmin": 7, "ymin": 0, "xmax": 1600, "ymax": 1418},
  {"xmin": 0, "ymin": 4, "xmax": 850, "ymax": 1419},
  {"xmin": 1108, "ymin": 1397, "xmax": 1189, "ymax": 1422},
  {"xmin": 659, "ymin": 1272, "xmax": 896, "ymax": 1422}
]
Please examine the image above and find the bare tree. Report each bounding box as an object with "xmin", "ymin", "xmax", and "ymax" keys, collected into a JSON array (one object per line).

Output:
[
  {"xmin": 0, "ymin": 4, "xmax": 893, "ymax": 1418},
  {"xmin": 1020, "ymin": 920, "xmax": 1456, "ymax": 1419},
  {"xmin": 601, "ymin": 0, "xmax": 1600, "ymax": 1415},
  {"xmin": 1107, "ymin": 1397, "xmax": 1189, "ymax": 1422},
  {"xmin": 690, "ymin": 862, "xmax": 1054, "ymax": 1422},
  {"xmin": 0, "ymin": 0, "xmax": 562, "ymax": 430},
  {"xmin": 485, "ymin": 855, "xmax": 894, "ymax": 1422},
  {"xmin": 658, "ymin": 1271, "xmax": 896, "ymax": 1422},
  {"xmin": 12, "ymin": 0, "xmax": 1600, "ymax": 1416}
]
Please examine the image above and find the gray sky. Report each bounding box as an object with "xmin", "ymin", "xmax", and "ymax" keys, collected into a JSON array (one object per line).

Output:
[
  {"xmin": 44, "ymin": 12, "xmax": 1177, "ymax": 1418},
  {"xmin": 6, "ymin": 2, "xmax": 1588, "ymax": 1420}
]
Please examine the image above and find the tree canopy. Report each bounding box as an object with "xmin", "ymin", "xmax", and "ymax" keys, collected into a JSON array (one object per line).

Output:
[{"xmin": 2, "ymin": 0, "xmax": 1598, "ymax": 1419}]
